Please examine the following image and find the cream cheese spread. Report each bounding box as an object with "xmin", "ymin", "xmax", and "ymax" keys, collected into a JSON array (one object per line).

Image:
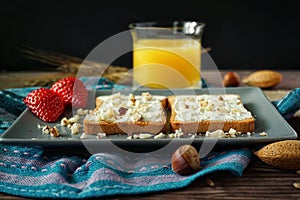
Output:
[
  {"xmin": 86, "ymin": 92, "xmax": 166, "ymax": 123},
  {"xmin": 173, "ymin": 94, "xmax": 253, "ymax": 121}
]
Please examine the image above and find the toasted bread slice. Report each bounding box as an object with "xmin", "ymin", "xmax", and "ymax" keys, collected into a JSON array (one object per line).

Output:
[
  {"xmin": 168, "ymin": 94, "xmax": 255, "ymax": 133},
  {"xmin": 83, "ymin": 92, "xmax": 167, "ymax": 135}
]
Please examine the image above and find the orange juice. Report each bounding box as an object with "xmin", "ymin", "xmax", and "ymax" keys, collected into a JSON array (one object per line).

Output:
[{"xmin": 133, "ymin": 39, "xmax": 201, "ymax": 89}]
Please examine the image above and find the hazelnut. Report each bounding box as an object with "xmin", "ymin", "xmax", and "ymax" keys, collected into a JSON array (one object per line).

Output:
[
  {"xmin": 171, "ymin": 144, "xmax": 200, "ymax": 175},
  {"xmin": 223, "ymin": 72, "xmax": 240, "ymax": 87}
]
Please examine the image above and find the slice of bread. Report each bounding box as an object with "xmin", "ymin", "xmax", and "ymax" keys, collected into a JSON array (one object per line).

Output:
[
  {"xmin": 168, "ymin": 94, "xmax": 255, "ymax": 133},
  {"xmin": 83, "ymin": 92, "xmax": 167, "ymax": 135}
]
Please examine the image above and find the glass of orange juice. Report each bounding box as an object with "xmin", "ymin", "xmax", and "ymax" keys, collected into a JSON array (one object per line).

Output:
[{"xmin": 129, "ymin": 21, "xmax": 205, "ymax": 89}]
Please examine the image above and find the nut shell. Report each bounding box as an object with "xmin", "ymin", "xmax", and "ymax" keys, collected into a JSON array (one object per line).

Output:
[
  {"xmin": 223, "ymin": 72, "xmax": 240, "ymax": 87},
  {"xmin": 242, "ymin": 70, "xmax": 282, "ymax": 88},
  {"xmin": 171, "ymin": 144, "xmax": 200, "ymax": 175},
  {"xmin": 255, "ymin": 140, "xmax": 300, "ymax": 170}
]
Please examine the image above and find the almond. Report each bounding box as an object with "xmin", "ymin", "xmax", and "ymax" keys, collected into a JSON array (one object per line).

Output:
[
  {"xmin": 242, "ymin": 70, "xmax": 282, "ymax": 88},
  {"xmin": 255, "ymin": 140, "xmax": 300, "ymax": 170}
]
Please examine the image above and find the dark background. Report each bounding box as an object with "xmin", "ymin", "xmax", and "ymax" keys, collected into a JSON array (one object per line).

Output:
[{"xmin": 0, "ymin": 0, "xmax": 299, "ymax": 71}]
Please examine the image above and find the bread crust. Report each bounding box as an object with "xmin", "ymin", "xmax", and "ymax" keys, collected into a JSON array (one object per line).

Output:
[
  {"xmin": 83, "ymin": 120, "xmax": 166, "ymax": 135},
  {"xmin": 168, "ymin": 95, "xmax": 255, "ymax": 133}
]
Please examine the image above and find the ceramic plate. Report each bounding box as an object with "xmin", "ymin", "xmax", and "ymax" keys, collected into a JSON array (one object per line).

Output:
[{"xmin": 1, "ymin": 87, "xmax": 297, "ymax": 151}]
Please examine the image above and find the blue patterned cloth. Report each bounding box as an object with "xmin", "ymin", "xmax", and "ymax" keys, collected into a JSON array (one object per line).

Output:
[
  {"xmin": 273, "ymin": 88, "xmax": 300, "ymax": 120},
  {"xmin": 0, "ymin": 78, "xmax": 299, "ymax": 199},
  {"xmin": 0, "ymin": 145, "xmax": 252, "ymax": 199}
]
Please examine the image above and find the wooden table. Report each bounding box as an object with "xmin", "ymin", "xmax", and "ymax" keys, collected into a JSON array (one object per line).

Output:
[{"xmin": 0, "ymin": 70, "xmax": 300, "ymax": 199}]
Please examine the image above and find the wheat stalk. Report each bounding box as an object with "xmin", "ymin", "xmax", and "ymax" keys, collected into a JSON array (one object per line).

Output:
[{"xmin": 19, "ymin": 46, "xmax": 132, "ymax": 86}]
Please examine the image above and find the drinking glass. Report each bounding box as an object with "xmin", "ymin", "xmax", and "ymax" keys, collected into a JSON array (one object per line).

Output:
[{"xmin": 129, "ymin": 21, "xmax": 205, "ymax": 89}]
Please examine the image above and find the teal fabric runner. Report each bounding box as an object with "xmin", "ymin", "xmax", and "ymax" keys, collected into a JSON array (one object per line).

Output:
[{"xmin": 0, "ymin": 144, "xmax": 252, "ymax": 199}]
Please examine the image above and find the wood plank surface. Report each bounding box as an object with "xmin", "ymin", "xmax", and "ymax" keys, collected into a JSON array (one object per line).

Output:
[
  {"xmin": 0, "ymin": 70, "xmax": 299, "ymax": 199},
  {"xmin": 1, "ymin": 70, "xmax": 300, "ymax": 90}
]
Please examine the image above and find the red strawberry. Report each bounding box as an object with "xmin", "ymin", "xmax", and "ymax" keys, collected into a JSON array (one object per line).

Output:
[
  {"xmin": 50, "ymin": 77, "xmax": 88, "ymax": 108},
  {"xmin": 23, "ymin": 88, "xmax": 65, "ymax": 122}
]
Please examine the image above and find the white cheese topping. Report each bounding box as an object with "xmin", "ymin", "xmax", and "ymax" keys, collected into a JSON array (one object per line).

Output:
[
  {"xmin": 173, "ymin": 94, "xmax": 253, "ymax": 121},
  {"xmin": 87, "ymin": 92, "xmax": 166, "ymax": 123}
]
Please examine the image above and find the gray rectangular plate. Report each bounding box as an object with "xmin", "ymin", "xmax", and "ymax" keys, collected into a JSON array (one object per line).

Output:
[{"xmin": 0, "ymin": 87, "xmax": 297, "ymax": 150}]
